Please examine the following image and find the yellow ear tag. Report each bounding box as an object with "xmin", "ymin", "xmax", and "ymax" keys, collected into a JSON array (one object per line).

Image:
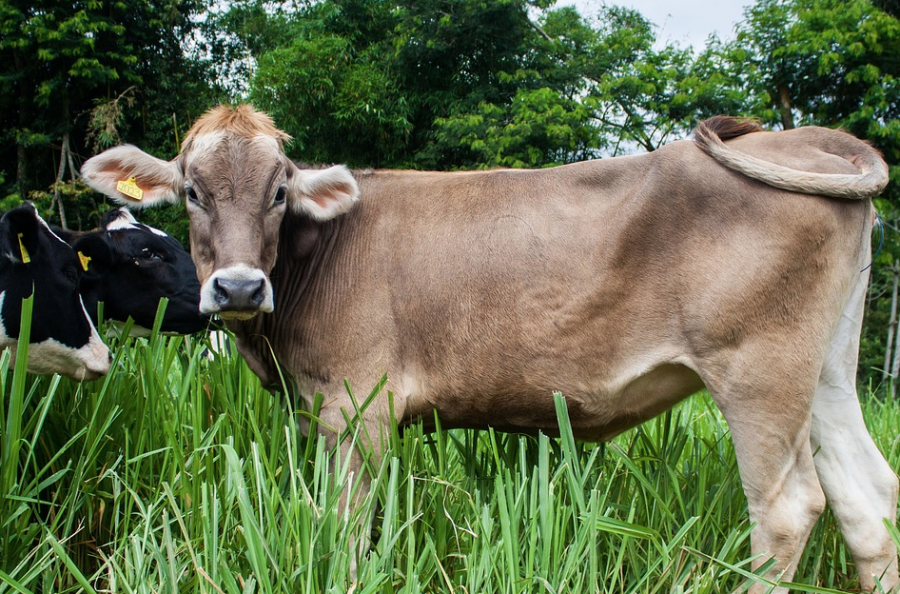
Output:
[
  {"xmin": 78, "ymin": 251, "xmax": 91, "ymax": 272},
  {"xmin": 16, "ymin": 233, "xmax": 30, "ymax": 264},
  {"xmin": 116, "ymin": 177, "xmax": 144, "ymax": 201}
]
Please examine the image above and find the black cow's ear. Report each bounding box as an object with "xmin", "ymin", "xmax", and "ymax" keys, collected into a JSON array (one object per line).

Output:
[
  {"xmin": 0, "ymin": 205, "xmax": 41, "ymax": 265},
  {"xmin": 100, "ymin": 207, "xmax": 136, "ymax": 230},
  {"xmin": 71, "ymin": 234, "xmax": 113, "ymax": 277}
]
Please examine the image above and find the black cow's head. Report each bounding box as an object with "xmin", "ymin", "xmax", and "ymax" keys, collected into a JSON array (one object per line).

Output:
[
  {"xmin": 0, "ymin": 205, "xmax": 110, "ymax": 380},
  {"xmin": 65, "ymin": 208, "xmax": 208, "ymax": 335}
]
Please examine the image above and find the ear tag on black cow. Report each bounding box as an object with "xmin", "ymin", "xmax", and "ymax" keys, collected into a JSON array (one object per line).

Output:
[
  {"xmin": 17, "ymin": 233, "xmax": 30, "ymax": 264},
  {"xmin": 78, "ymin": 251, "xmax": 91, "ymax": 271},
  {"xmin": 116, "ymin": 177, "xmax": 144, "ymax": 201}
]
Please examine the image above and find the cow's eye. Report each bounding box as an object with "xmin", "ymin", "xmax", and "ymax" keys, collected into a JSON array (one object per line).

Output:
[
  {"xmin": 186, "ymin": 186, "xmax": 200, "ymax": 204},
  {"xmin": 139, "ymin": 248, "xmax": 161, "ymax": 261},
  {"xmin": 274, "ymin": 187, "xmax": 286, "ymax": 205}
]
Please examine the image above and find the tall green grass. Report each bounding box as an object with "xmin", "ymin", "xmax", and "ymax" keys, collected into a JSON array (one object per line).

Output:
[{"xmin": 0, "ymin": 321, "xmax": 897, "ymax": 593}]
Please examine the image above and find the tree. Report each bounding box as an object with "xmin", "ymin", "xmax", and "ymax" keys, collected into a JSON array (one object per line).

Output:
[
  {"xmin": 0, "ymin": 0, "xmax": 224, "ymax": 235},
  {"xmin": 0, "ymin": 0, "xmax": 132, "ymax": 201},
  {"xmin": 575, "ymin": 6, "xmax": 748, "ymax": 153},
  {"xmin": 240, "ymin": 0, "xmax": 753, "ymax": 170},
  {"xmin": 730, "ymin": 0, "xmax": 900, "ymax": 148},
  {"xmin": 248, "ymin": 1, "xmax": 414, "ymax": 167},
  {"xmin": 243, "ymin": 0, "xmax": 554, "ymax": 168},
  {"xmin": 432, "ymin": 5, "xmax": 753, "ymax": 164},
  {"xmin": 412, "ymin": 3, "xmax": 604, "ymax": 168},
  {"xmin": 432, "ymin": 86, "xmax": 598, "ymax": 168}
]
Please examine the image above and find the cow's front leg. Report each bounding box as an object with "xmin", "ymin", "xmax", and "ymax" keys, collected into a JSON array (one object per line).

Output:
[{"xmin": 314, "ymin": 392, "xmax": 390, "ymax": 581}]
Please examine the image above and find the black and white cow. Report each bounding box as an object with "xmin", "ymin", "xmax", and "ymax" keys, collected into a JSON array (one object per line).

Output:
[
  {"xmin": 56, "ymin": 208, "xmax": 208, "ymax": 335},
  {"xmin": 0, "ymin": 204, "xmax": 110, "ymax": 380}
]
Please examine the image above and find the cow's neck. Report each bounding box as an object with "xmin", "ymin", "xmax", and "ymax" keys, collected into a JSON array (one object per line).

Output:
[{"xmin": 225, "ymin": 211, "xmax": 344, "ymax": 393}]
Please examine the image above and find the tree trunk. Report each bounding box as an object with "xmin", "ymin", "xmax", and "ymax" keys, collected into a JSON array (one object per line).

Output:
[
  {"xmin": 66, "ymin": 139, "xmax": 77, "ymax": 182},
  {"xmin": 777, "ymin": 84, "xmax": 795, "ymax": 130},
  {"xmin": 16, "ymin": 143, "xmax": 27, "ymax": 198},
  {"xmin": 885, "ymin": 265, "xmax": 899, "ymax": 393},
  {"xmin": 14, "ymin": 53, "xmax": 29, "ymax": 198},
  {"xmin": 52, "ymin": 132, "xmax": 69, "ymax": 229}
]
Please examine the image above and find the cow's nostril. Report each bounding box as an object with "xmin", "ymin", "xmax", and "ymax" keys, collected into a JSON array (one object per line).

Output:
[
  {"xmin": 250, "ymin": 280, "xmax": 265, "ymax": 306},
  {"xmin": 213, "ymin": 278, "xmax": 230, "ymax": 305}
]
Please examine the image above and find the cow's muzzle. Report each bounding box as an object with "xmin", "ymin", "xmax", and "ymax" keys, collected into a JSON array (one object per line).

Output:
[{"xmin": 200, "ymin": 265, "xmax": 274, "ymax": 319}]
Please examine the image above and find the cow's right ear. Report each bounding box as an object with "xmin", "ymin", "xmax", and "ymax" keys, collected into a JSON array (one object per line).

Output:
[
  {"xmin": 81, "ymin": 145, "xmax": 183, "ymax": 208},
  {"xmin": 70, "ymin": 235, "xmax": 113, "ymax": 278},
  {"xmin": 0, "ymin": 205, "xmax": 41, "ymax": 265}
]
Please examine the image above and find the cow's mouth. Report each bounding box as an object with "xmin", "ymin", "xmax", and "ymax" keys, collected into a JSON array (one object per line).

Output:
[
  {"xmin": 218, "ymin": 310, "xmax": 260, "ymax": 321},
  {"xmin": 74, "ymin": 367, "xmax": 105, "ymax": 382}
]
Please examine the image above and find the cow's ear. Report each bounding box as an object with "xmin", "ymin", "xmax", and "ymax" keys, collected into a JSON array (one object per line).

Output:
[
  {"xmin": 285, "ymin": 160, "xmax": 359, "ymax": 221},
  {"xmin": 81, "ymin": 145, "xmax": 183, "ymax": 208},
  {"xmin": 71, "ymin": 235, "xmax": 113, "ymax": 278},
  {"xmin": 0, "ymin": 205, "xmax": 41, "ymax": 265},
  {"xmin": 101, "ymin": 207, "xmax": 138, "ymax": 230}
]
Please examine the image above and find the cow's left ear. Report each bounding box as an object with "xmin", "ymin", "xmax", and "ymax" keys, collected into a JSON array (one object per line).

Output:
[
  {"xmin": 285, "ymin": 159, "xmax": 360, "ymax": 221},
  {"xmin": 0, "ymin": 205, "xmax": 41, "ymax": 265},
  {"xmin": 70, "ymin": 235, "xmax": 114, "ymax": 278},
  {"xmin": 81, "ymin": 145, "xmax": 184, "ymax": 208}
]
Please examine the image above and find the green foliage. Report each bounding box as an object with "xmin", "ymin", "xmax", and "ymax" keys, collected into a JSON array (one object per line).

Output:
[
  {"xmin": 0, "ymin": 329, "xmax": 896, "ymax": 592},
  {"xmin": 28, "ymin": 178, "xmax": 107, "ymax": 231},
  {"xmin": 238, "ymin": 0, "xmax": 753, "ymax": 170},
  {"xmin": 85, "ymin": 87, "xmax": 137, "ymax": 154},
  {"xmin": 391, "ymin": 0, "xmax": 537, "ymax": 106},
  {"xmin": 574, "ymin": 6, "xmax": 744, "ymax": 153},
  {"xmin": 233, "ymin": 0, "xmax": 411, "ymax": 167},
  {"xmin": 433, "ymin": 87, "xmax": 596, "ymax": 169},
  {"xmin": 731, "ymin": 0, "xmax": 900, "ymax": 143},
  {"xmin": 0, "ymin": 0, "xmax": 136, "ymax": 104},
  {"xmin": 251, "ymin": 29, "xmax": 413, "ymax": 166},
  {"xmin": 0, "ymin": 0, "xmax": 226, "ymax": 227}
]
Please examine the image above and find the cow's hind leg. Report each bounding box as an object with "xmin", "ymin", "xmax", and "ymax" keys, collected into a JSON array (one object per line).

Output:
[
  {"xmin": 707, "ymin": 352, "xmax": 826, "ymax": 594},
  {"xmin": 811, "ymin": 276, "xmax": 899, "ymax": 592}
]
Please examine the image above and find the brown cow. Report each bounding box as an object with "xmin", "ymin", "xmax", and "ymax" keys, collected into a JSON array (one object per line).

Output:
[{"xmin": 81, "ymin": 106, "xmax": 896, "ymax": 593}]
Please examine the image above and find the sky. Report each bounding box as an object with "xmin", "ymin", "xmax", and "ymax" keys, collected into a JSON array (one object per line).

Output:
[{"xmin": 567, "ymin": 0, "xmax": 752, "ymax": 49}]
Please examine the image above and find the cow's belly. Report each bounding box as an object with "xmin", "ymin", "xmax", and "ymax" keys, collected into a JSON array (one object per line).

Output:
[{"xmin": 402, "ymin": 362, "xmax": 705, "ymax": 442}]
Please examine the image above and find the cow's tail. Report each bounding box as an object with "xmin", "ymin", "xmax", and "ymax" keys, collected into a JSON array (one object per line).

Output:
[{"xmin": 693, "ymin": 116, "xmax": 889, "ymax": 200}]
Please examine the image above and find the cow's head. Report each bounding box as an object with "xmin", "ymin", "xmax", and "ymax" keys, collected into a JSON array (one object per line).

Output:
[
  {"xmin": 61, "ymin": 208, "xmax": 209, "ymax": 335},
  {"xmin": 0, "ymin": 205, "xmax": 110, "ymax": 380},
  {"xmin": 81, "ymin": 105, "xmax": 359, "ymax": 320}
]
